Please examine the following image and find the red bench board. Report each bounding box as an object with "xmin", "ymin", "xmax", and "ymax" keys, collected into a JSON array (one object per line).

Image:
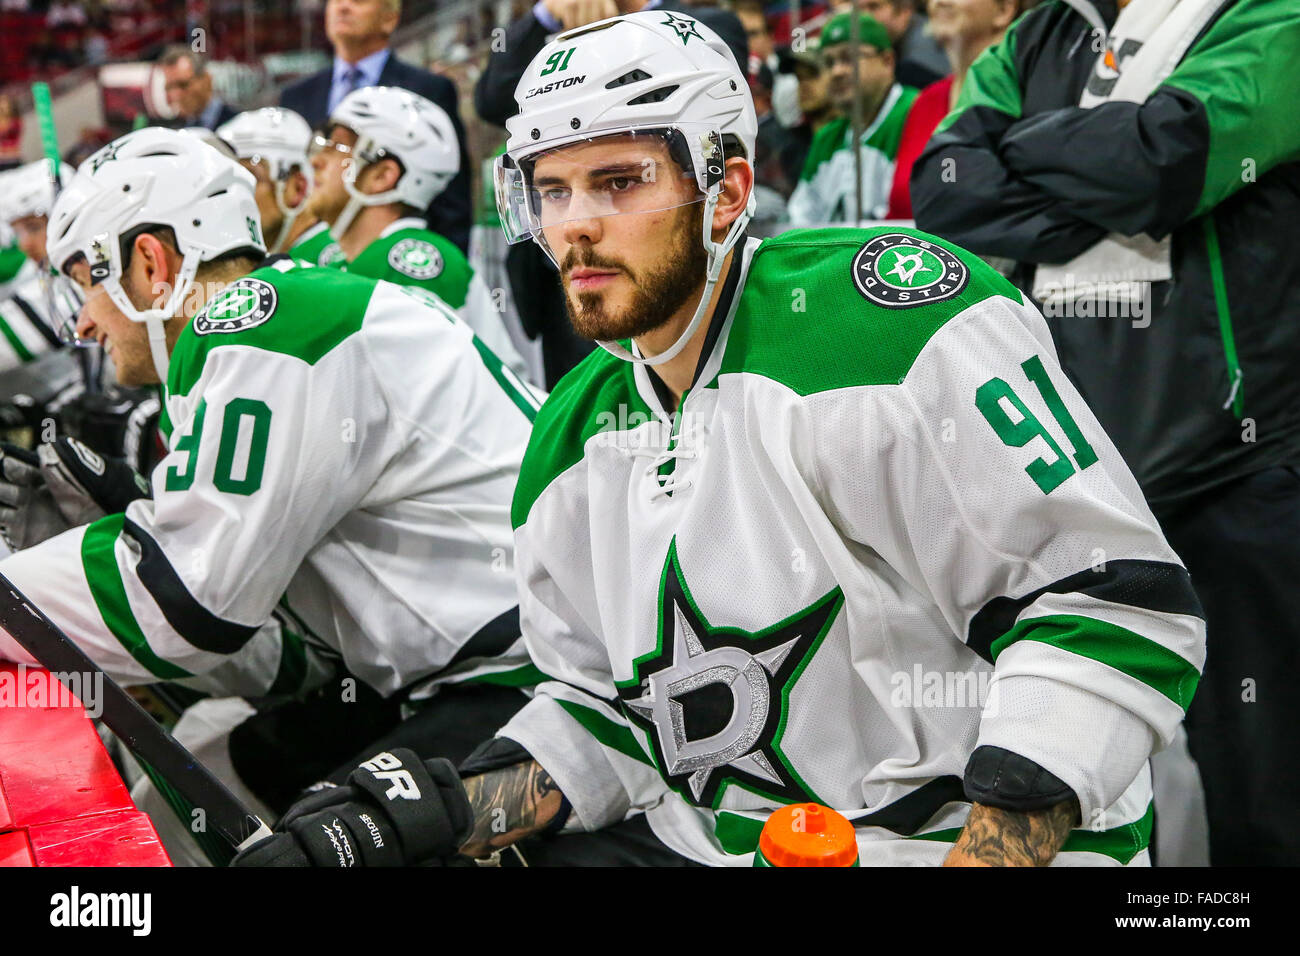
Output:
[{"xmin": 0, "ymin": 664, "xmax": 170, "ymax": 866}]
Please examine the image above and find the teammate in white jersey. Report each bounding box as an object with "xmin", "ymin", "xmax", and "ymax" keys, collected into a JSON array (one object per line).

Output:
[
  {"xmin": 237, "ymin": 12, "xmax": 1205, "ymax": 868},
  {"xmin": 0, "ymin": 129, "xmax": 543, "ymax": 858}
]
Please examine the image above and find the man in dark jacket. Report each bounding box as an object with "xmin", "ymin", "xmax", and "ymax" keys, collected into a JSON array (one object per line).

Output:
[
  {"xmin": 912, "ymin": 0, "xmax": 1300, "ymax": 865},
  {"xmin": 160, "ymin": 46, "xmax": 237, "ymax": 131},
  {"xmin": 474, "ymin": 0, "xmax": 747, "ymax": 387},
  {"xmin": 280, "ymin": 0, "xmax": 472, "ymax": 252}
]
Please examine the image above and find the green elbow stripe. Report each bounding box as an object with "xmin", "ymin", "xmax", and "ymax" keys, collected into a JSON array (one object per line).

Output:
[
  {"xmin": 555, "ymin": 698, "xmax": 653, "ymax": 767},
  {"xmin": 81, "ymin": 515, "xmax": 192, "ymax": 680},
  {"xmin": 990, "ymin": 613, "xmax": 1199, "ymax": 710},
  {"xmin": 0, "ymin": 313, "xmax": 33, "ymax": 363}
]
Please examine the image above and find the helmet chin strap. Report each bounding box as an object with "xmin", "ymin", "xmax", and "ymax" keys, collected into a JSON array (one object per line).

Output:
[
  {"xmin": 272, "ymin": 179, "xmax": 305, "ymax": 253},
  {"xmin": 329, "ymin": 141, "xmax": 405, "ymax": 242},
  {"xmin": 595, "ymin": 190, "xmax": 753, "ymax": 367}
]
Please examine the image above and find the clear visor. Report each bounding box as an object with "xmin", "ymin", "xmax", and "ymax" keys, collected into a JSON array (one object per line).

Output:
[
  {"xmin": 43, "ymin": 255, "xmax": 90, "ymax": 347},
  {"xmin": 495, "ymin": 127, "xmax": 720, "ymax": 246}
]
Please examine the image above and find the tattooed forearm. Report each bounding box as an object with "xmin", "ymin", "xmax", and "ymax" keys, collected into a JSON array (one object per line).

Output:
[
  {"xmin": 459, "ymin": 760, "xmax": 565, "ymax": 858},
  {"xmin": 943, "ymin": 799, "xmax": 1080, "ymax": 867}
]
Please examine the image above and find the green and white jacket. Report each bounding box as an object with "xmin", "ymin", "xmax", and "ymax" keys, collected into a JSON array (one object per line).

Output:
[
  {"xmin": 0, "ymin": 261, "xmax": 543, "ymax": 698},
  {"xmin": 787, "ymin": 84, "xmax": 918, "ymax": 225},
  {"xmin": 498, "ymin": 227, "xmax": 1206, "ymax": 865}
]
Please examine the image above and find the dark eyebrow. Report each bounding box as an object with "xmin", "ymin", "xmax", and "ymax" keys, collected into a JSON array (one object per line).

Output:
[{"xmin": 533, "ymin": 162, "xmax": 651, "ymax": 189}]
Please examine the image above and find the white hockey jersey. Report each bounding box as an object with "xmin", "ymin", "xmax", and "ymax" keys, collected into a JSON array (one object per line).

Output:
[
  {"xmin": 0, "ymin": 260, "xmax": 543, "ymax": 697},
  {"xmin": 497, "ymin": 228, "xmax": 1207, "ymax": 866},
  {"xmin": 0, "ymin": 272, "xmax": 60, "ymax": 372}
]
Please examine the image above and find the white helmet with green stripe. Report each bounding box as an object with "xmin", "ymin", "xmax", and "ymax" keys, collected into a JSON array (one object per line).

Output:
[{"xmin": 495, "ymin": 10, "xmax": 757, "ymax": 367}]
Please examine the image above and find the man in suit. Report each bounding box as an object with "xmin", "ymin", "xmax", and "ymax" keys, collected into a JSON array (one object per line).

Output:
[
  {"xmin": 473, "ymin": 0, "xmax": 748, "ymax": 387},
  {"xmin": 160, "ymin": 46, "xmax": 238, "ymax": 131},
  {"xmin": 280, "ymin": 0, "xmax": 473, "ymax": 253}
]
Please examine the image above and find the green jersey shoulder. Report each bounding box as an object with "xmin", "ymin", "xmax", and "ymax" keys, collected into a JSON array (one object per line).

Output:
[
  {"xmin": 288, "ymin": 222, "xmax": 346, "ymax": 269},
  {"xmin": 169, "ymin": 261, "xmax": 377, "ymax": 401},
  {"xmin": 345, "ymin": 225, "xmax": 473, "ymax": 309}
]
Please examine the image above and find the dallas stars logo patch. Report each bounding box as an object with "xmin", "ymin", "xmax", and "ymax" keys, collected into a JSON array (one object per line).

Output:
[
  {"xmin": 617, "ymin": 541, "xmax": 842, "ymax": 807},
  {"xmin": 661, "ymin": 12, "xmax": 705, "ymax": 46},
  {"xmin": 851, "ymin": 233, "xmax": 969, "ymax": 308},
  {"xmin": 193, "ymin": 277, "xmax": 277, "ymax": 335},
  {"xmin": 388, "ymin": 238, "xmax": 444, "ymax": 280}
]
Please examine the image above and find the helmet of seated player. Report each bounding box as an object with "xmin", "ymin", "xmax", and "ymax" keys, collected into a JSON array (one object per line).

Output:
[
  {"xmin": 494, "ymin": 10, "xmax": 757, "ymax": 368},
  {"xmin": 217, "ymin": 107, "xmax": 313, "ymax": 251},
  {"xmin": 323, "ymin": 86, "xmax": 461, "ymax": 241},
  {"xmin": 45, "ymin": 127, "xmax": 265, "ymax": 383}
]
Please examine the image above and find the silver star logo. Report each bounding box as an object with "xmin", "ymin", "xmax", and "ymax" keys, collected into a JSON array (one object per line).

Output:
[{"xmin": 624, "ymin": 594, "xmax": 798, "ymax": 801}]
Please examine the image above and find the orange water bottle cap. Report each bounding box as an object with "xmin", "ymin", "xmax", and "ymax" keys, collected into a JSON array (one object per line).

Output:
[{"xmin": 758, "ymin": 803, "xmax": 858, "ymax": 867}]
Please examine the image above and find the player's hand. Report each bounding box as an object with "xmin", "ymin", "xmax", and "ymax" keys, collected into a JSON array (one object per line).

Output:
[
  {"xmin": 542, "ymin": 0, "xmax": 618, "ymax": 31},
  {"xmin": 0, "ymin": 443, "xmax": 70, "ymax": 550},
  {"xmin": 230, "ymin": 749, "xmax": 474, "ymax": 867},
  {"xmin": 37, "ymin": 436, "xmax": 151, "ymax": 527}
]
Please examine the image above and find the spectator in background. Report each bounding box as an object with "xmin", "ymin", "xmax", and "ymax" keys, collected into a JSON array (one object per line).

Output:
[
  {"xmin": 787, "ymin": 11, "xmax": 916, "ymax": 224},
  {"xmin": 735, "ymin": 0, "xmax": 800, "ymax": 129},
  {"xmin": 473, "ymin": 0, "xmax": 748, "ymax": 389},
  {"xmin": 279, "ymin": 0, "xmax": 473, "ymax": 253},
  {"xmin": 0, "ymin": 95, "xmax": 21, "ymax": 172},
  {"xmin": 775, "ymin": 46, "xmax": 836, "ymax": 192},
  {"xmin": 912, "ymin": 0, "xmax": 1300, "ymax": 866},
  {"xmin": 843, "ymin": 0, "xmax": 949, "ymax": 88},
  {"xmin": 160, "ymin": 46, "xmax": 238, "ymax": 130},
  {"xmin": 886, "ymin": 0, "xmax": 1020, "ymax": 219}
]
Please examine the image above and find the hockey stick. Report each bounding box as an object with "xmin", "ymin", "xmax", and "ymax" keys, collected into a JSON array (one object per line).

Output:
[
  {"xmin": 0, "ymin": 571, "xmax": 273, "ymax": 857},
  {"xmin": 30, "ymin": 81, "xmax": 103, "ymax": 393}
]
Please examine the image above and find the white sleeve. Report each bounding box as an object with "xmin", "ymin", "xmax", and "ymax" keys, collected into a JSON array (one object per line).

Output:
[
  {"xmin": 497, "ymin": 488, "xmax": 670, "ymax": 832},
  {"xmin": 0, "ymin": 342, "xmax": 392, "ymax": 690},
  {"xmin": 814, "ymin": 293, "xmax": 1206, "ymax": 821}
]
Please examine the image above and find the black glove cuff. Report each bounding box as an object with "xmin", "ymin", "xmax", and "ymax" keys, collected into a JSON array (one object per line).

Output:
[
  {"xmin": 347, "ymin": 749, "xmax": 472, "ymax": 862},
  {"xmin": 963, "ymin": 745, "xmax": 1077, "ymax": 813}
]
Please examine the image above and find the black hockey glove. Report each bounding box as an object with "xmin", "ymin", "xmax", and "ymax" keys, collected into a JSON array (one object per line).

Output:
[
  {"xmin": 39, "ymin": 436, "xmax": 152, "ymax": 524},
  {"xmin": 0, "ymin": 443, "xmax": 67, "ymax": 550},
  {"xmin": 231, "ymin": 749, "xmax": 473, "ymax": 867}
]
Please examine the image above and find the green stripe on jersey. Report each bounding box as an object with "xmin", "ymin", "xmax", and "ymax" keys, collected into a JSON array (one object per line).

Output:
[
  {"xmin": 990, "ymin": 613, "xmax": 1200, "ymax": 709},
  {"xmin": 80, "ymin": 515, "xmax": 191, "ymax": 680},
  {"xmin": 0, "ymin": 312, "xmax": 33, "ymax": 363},
  {"xmin": 720, "ymin": 802, "xmax": 1152, "ymax": 864},
  {"xmin": 511, "ymin": 347, "xmax": 652, "ymax": 529},
  {"xmin": 168, "ymin": 263, "xmax": 376, "ymax": 398},
  {"xmin": 0, "ymin": 244, "xmax": 25, "ymax": 283},
  {"xmin": 555, "ymin": 698, "xmax": 653, "ymax": 767},
  {"xmin": 715, "ymin": 227, "xmax": 1023, "ymax": 395}
]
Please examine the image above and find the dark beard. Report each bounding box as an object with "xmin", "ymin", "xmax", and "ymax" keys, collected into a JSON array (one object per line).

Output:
[{"xmin": 560, "ymin": 203, "xmax": 708, "ymax": 342}]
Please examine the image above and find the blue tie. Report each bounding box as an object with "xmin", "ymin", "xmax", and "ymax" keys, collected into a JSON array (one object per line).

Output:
[{"xmin": 341, "ymin": 66, "xmax": 364, "ymax": 102}]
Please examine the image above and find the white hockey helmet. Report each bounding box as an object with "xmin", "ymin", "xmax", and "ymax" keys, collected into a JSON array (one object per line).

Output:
[
  {"xmin": 323, "ymin": 86, "xmax": 460, "ymax": 240},
  {"xmin": 495, "ymin": 10, "xmax": 757, "ymax": 367},
  {"xmin": 0, "ymin": 158, "xmax": 71, "ymax": 225},
  {"xmin": 45, "ymin": 127, "xmax": 265, "ymax": 383},
  {"xmin": 217, "ymin": 107, "xmax": 314, "ymax": 250}
]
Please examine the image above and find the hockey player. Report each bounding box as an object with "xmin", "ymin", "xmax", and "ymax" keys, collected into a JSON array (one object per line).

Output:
[
  {"xmin": 238, "ymin": 11, "xmax": 1206, "ymax": 868},
  {"xmin": 787, "ymin": 11, "xmax": 917, "ymax": 225},
  {"xmin": 308, "ymin": 85, "xmax": 528, "ymax": 379},
  {"xmin": 0, "ymin": 162, "xmax": 70, "ymax": 371},
  {"xmin": 216, "ymin": 108, "xmax": 317, "ymax": 255},
  {"xmin": 0, "ymin": 128, "xmax": 542, "ymax": 850}
]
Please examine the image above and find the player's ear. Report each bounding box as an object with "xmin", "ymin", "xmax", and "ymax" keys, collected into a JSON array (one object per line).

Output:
[
  {"xmin": 286, "ymin": 169, "xmax": 308, "ymax": 207},
  {"xmin": 129, "ymin": 232, "xmax": 178, "ymax": 310},
  {"xmin": 710, "ymin": 156, "xmax": 753, "ymax": 242},
  {"xmin": 364, "ymin": 157, "xmax": 402, "ymax": 195}
]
